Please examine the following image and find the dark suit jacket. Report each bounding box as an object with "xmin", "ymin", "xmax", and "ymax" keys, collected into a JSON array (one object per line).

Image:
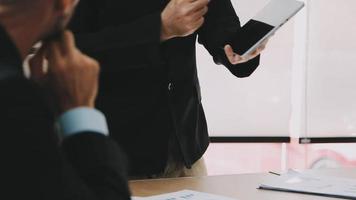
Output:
[
  {"xmin": 70, "ymin": 0, "xmax": 261, "ymax": 176},
  {"xmin": 0, "ymin": 25, "xmax": 131, "ymax": 200}
]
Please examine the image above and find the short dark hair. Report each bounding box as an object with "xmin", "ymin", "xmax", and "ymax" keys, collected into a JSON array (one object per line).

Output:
[
  {"xmin": 0, "ymin": 0, "xmax": 33, "ymax": 10},
  {"xmin": 0, "ymin": 0, "xmax": 18, "ymax": 4},
  {"xmin": 0, "ymin": 0, "xmax": 32, "ymax": 5}
]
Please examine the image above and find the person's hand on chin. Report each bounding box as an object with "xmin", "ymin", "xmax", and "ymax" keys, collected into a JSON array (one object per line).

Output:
[{"xmin": 29, "ymin": 31, "xmax": 100, "ymax": 115}]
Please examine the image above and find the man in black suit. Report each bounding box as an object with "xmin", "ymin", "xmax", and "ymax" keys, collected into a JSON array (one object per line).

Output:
[
  {"xmin": 70, "ymin": 0, "xmax": 267, "ymax": 178},
  {"xmin": 0, "ymin": 0, "xmax": 130, "ymax": 199}
]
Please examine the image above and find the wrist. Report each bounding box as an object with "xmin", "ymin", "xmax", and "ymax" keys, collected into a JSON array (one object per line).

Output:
[
  {"xmin": 160, "ymin": 28, "xmax": 171, "ymax": 42},
  {"xmin": 160, "ymin": 14, "xmax": 174, "ymax": 41},
  {"xmin": 59, "ymin": 102, "xmax": 95, "ymax": 114}
]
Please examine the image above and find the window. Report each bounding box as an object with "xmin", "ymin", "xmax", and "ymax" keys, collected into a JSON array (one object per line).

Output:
[{"xmin": 200, "ymin": 0, "xmax": 356, "ymax": 175}]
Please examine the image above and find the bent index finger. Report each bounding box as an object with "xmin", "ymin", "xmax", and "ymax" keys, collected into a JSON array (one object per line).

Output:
[
  {"xmin": 28, "ymin": 44, "xmax": 47, "ymax": 80},
  {"xmin": 45, "ymin": 40, "xmax": 64, "ymax": 74},
  {"xmin": 189, "ymin": 0, "xmax": 210, "ymax": 13},
  {"xmin": 191, "ymin": 5, "xmax": 209, "ymax": 21},
  {"xmin": 60, "ymin": 31, "xmax": 76, "ymax": 56}
]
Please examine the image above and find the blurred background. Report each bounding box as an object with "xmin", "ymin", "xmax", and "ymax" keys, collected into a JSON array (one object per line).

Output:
[{"xmin": 196, "ymin": 0, "xmax": 356, "ymax": 175}]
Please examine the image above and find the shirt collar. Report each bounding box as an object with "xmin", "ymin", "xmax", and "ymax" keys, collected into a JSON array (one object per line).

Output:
[{"xmin": 0, "ymin": 23, "xmax": 23, "ymax": 80}]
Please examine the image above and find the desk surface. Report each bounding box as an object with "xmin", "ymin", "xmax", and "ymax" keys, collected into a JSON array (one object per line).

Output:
[{"xmin": 130, "ymin": 168, "xmax": 356, "ymax": 199}]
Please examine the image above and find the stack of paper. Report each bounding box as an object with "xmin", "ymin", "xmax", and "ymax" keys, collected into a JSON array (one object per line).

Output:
[
  {"xmin": 259, "ymin": 170, "xmax": 356, "ymax": 199},
  {"xmin": 132, "ymin": 190, "xmax": 237, "ymax": 200}
]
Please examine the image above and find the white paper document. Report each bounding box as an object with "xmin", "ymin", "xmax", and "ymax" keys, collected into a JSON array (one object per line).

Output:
[
  {"xmin": 259, "ymin": 170, "xmax": 356, "ymax": 199},
  {"xmin": 132, "ymin": 190, "xmax": 237, "ymax": 200}
]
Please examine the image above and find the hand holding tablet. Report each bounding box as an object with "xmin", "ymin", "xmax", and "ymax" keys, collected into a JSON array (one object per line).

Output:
[
  {"xmin": 224, "ymin": 38, "xmax": 269, "ymax": 64},
  {"xmin": 225, "ymin": 0, "xmax": 305, "ymax": 64}
]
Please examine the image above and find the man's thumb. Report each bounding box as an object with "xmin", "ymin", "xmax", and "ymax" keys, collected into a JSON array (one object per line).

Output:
[{"xmin": 28, "ymin": 46, "xmax": 49, "ymax": 84}]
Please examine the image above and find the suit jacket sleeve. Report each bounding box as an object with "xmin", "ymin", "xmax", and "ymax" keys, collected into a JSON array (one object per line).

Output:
[
  {"xmin": 61, "ymin": 132, "xmax": 131, "ymax": 200},
  {"xmin": 197, "ymin": 0, "xmax": 261, "ymax": 78},
  {"xmin": 1, "ymin": 79, "xmax": 131, "ymax": 200},
  {"xmin": 69, "ymin": 0, "xmax": 162, "ymax": 66}
]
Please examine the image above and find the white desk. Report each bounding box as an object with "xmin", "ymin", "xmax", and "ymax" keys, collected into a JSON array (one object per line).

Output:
[{"xmin": 130, "ymin": 168, "xmax": 356, "ymax": 199}]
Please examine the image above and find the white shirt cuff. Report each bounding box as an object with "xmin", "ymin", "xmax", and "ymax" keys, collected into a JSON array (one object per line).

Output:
[{"xmin": 58, "ymin": 107, "xmax": 109, "ymax": 138}]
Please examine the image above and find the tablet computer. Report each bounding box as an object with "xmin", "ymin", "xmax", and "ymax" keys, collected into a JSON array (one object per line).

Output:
[{"xmin": 231, "ymin": 0, "xmax": 305, "ymax": 57}]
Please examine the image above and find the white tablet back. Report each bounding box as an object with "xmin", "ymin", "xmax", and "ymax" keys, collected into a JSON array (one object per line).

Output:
[{"xmin": 254, "ymin": 0, "xmax": 305, "ymax": 27}]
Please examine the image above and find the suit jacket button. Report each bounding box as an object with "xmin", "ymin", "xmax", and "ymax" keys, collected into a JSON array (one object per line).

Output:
[{"xmin": 168, "ymin": 83, "xmax": 173, "ymax": 91}]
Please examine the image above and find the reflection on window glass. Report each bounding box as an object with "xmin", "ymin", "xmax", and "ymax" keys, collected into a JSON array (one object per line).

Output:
[
  {"xmin": 288, "ymin": 142, "xmax": 356, "ymax": 170},
  {"xmin": 205, "ymin": 142, "xmax": 356, "ymax": 175},
  {"xmin": 205, "ymin": 143, "xmax": 283, "ymax": 175}
]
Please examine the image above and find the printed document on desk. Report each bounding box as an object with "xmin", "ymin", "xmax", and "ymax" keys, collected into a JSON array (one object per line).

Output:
[
  {"xmin": 259, "ymin": 170, "xmax": 356, "ymax": 199},
  {"xmin": 132, "ymin": 190, "xmax": 237, "ymax": 200}
]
